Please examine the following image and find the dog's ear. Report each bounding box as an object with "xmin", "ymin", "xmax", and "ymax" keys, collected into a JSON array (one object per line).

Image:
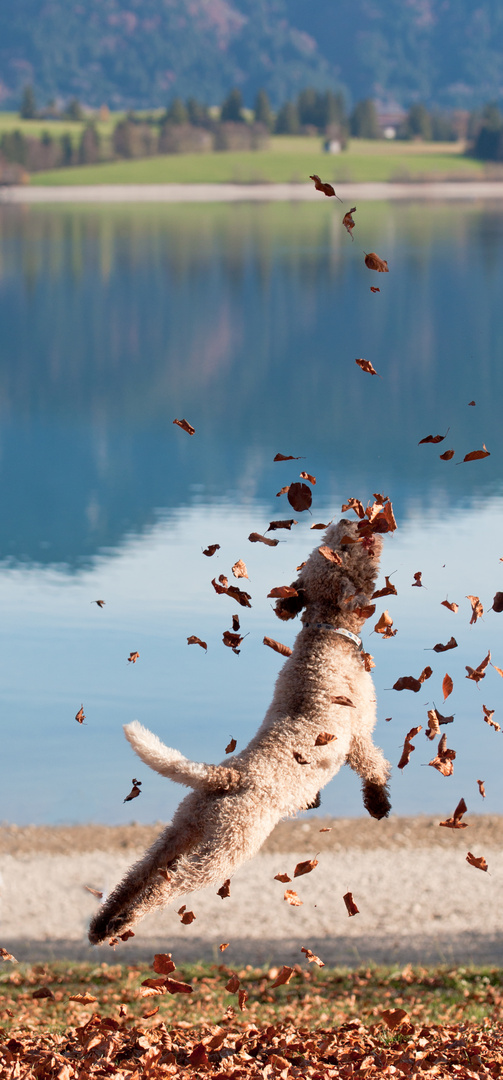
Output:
[{"xmin": 274, "ymin": 581, "xmax": 307, "ymax": 621}]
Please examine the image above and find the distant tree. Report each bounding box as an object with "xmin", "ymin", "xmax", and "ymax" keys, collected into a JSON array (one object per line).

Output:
[
  {"xmin": 165, "ymin": 97, "xmax": 189, "ymax": 124},
  {"xmin": 430, "ymin": 111, "xmax": 458, "ymax": 141},
  {"xmin": 220, "ymin": 88, "xmax": 244, "ymax": 123},
  {"xmin": 113, "ymin": 119, "xmax": 136, "ymax": 158},
  {"xmin": 20, "ymin": 85, "xmax": 37, "ymax": 119},
  {"xmin": 321, "ymin": 90, "xmax": 346, "ymax": 129},
  {"xmin": 186, "ymin": 97, "xmax": 210, "ymax": 127},
  {"xmin": 254, "ymin": 88, "xmax": 273, "ymax": 130},
  {"xmin": 350, "ymin": 99, "xmax": 380, "ymax": 139},
  {"xmin": 472, "ymin": 103, "xmax": 503, "ymax": 160},
  {"xmin": 78, "ymin": 123, "xmax": 101, "ymax": 164},
  {"xmin": 274, "ymin": 100, "xmax": 300, "ymax": 135},
  {"xmin": 0, "ymin": 130, "xmax": 28, "ymax": 164},
  {"xmin": 402, "ymin": 103, "xmax": 432, "ymax": 140},
  {"xmin": 297, "ymin": 87, "xmax": 319, "ymax": 127},
  {"xmin": 66, "ymin": 98, "xmax": 84, "ymax": 121},
  {"xmin": 60, "ymin": 132, "xmax": 74, "ymax": 166}
]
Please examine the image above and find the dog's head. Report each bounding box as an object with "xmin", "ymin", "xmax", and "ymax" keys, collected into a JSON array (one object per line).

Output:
[{"xmin": 274, "ymin": 518, "xmax": 383, "ymax": 629}]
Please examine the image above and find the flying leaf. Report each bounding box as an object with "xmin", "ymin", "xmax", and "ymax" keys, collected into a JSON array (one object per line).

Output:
[
  {"xmin": 249, "ymin": 532, "xmax": 279, "ymax": 546},
  {"xmin": 381, "ymin": 1009, "xmax": 409, "ymax": 1031},
  {"xmin": 342, "ymin": 206, "xmax": 357, "ymax": 238},
  {"xmin": 309, "ymin": 174, "xmax": 342, "ymax": 200},
  {"xmin": 164, "ymin": 978, "xmax": 193, "ymax": 994},
  {"xmin": 288, "ymin": 482, "xmax": 312, "ymax": 512},
  {"xmin": 439, "ymin": 797, "xmax": 468, "ymax": 829},
  {"xmin": 492, "ymin": 592, "xmax": 503, "ymax": 612},
  {"xmin": 211, "ymin": 578, "xmax": 252, "ymax": 608},
  {"xmin": 440, "ymin": 449, "xmax": 455, "ymax": 461},
  {"xmin": 300, "ymin": 471, "xmax": 316, "ymax": 485},
  {"xmin": 267, "ymin": 519, "xmax": 297, "ymax": 531},
  {"xmin": 425, "ymin": 708, "xmax": 454, "ymax": 740},
  {"xmin": 263, "ymin": 636, "xmax": 292, "ymax": 657},
  {"xmin": 0, "ymin": 948, "xmax": 17, "ymax": 962},
  {"xmin": 219, "ymin": 943, "xmax": 229, "ymax": 951},
  {"xmin": 482, "ymin": 704, "xmax": 501, "ymax": 731},
  {"xmin": 178, "ymin": 908, "xmax": 196, "ymax": 925},
  {"xmin": 32, "ymin": 987, "xmax": 55, "ymax": 999},
  {"xmin": 284, "ymin": 890, "xmax": 302, "ymax": 906},
  {"xmin": 330, "ymin": 696, "xmax": 355, "ymax": 708},
  {"xmin": 187, "ymin": 635, "xmax": 207, "ymax": 650},
  {"xmin": 268, "ymin": 585, "xmax": 298, "ymax": 599},
  {"xmin": 429, "ymin": 733, "xmax": 456, "ymax": 776},
  {"xmin": 152, "ymin": 954, "xmax": 176, "ymax": 975},
  {"xmin": 301, "ymin": 946, "xmax": 325, "ymax": 967},
  {"xmin": 361, "ymin": 651, "xmax": 375, "ymax": 671},
  {"xmin": 374, "ymin": 610, "xmax": 396, "ymax": 637},
  {"xmin": 311, "ymin": 522, "xmax": 331, "ymax": 530},
  {"xmin": 370, "ymin": 286, "xmax": 380, "ymax": 293},
  {"xmin": 274, "ymin": 453, "xmax": 303, "ymax": 461},
  {"xmin": 477, "ymin": 779, "xmax": 486, "ymax": 798},
  {"xmin": 202, "ymin": 544, "xmax": 220, "ymax": 557},
  {"xmin": 468, "ymin": 400, "xmax": 476, "ymax": 406},
  {"xmin": 270, "ymin": 965, "xmax": 295, "ymax": 987},
  {"xmin": 274, "ymin": 873, "xmax": 291, "ymax": 883},
  {"xmin": 84, "ymin": 885, "xmax": 103, "ymax": 899},
  {"xmin": 128, "ymin": 651, "xmax": 140, "ymax": 663},
  {"xmin": 372, "ymin": 576, "xmax": 397, "ymax": 599},
  {"xmin": 343, "ymin": 891, "xmax": 359, "ymax": 916},
  {"xmin": 412, "ymin": 572, "xmax": 423, "ymax": 587},
  {"xmin": 124, "ymin": 779, "xmax": 141, "ymax": 803},
  {"xmin": 467, "ymin": 595, "xmax": 483, "ymax": 624},
  {"xmin": 443, "ymin": 673, "xmax": 454, "ymax": 699},
  {"xmin": 355, "ymin": 357, "xmax": 379, "ymax": 376},
  {"xmin": 92, "ymin": 600, "xmax": 105, "ymax": 608},
  {"xmin": 418, "ymin": 431, "xmax": 448, "ymax": 445},
  {"xmin": 341, "ymin": 497, "xmax": 365, "ymax": 518},
  {"xmin": 461, "ymin": 445, "xmax": 490, "ymax": 462},
  {"xmin": 293, "ymin": 751, "xmax": 310, "ymax": 764},
  {"xmin": 232, "ymin": 614, "xmax": 240, "ymax": 631},
  {"xmin": 466, "ymin": 650, "xmax": 491, "ymax": 683},
  {"xmin": 222, "ymin": 631, "xmax": 242, "ymax": 650},
  {"xmin": 394, "ymin": 667, "xmax": 431, "ymax": 693},
  {"xmin": 294, "ymin": 857, "xmax": 319, "ymax": 878},
  {"xmin": 276, "ymin": 485, "xmax": 290, "ymax": 496},
  {"xmin": 319, "ymin": 545, "xmax": 343, "ymax": 565},
  {"xmin": 238, "ymin": 988, "xmax": 248, "ymax": 1011},
  {"xmin": 225, "ymin": 738, "xmax": 237, "ymax": 754},
  {"xmin": 441, "ymin": 599, "xmax": 458, "ymax": 613},
  {"xmin": 173, "ymin": 418, "xmax": 195, "ymax": 435},
  {"xmin": 364, "ymin": 252, "xmax": 389, "ymax": 272},
  {"xmin": 217, "ymin": 879, "xmax": 231, "ymax": 899},
  {"xmin": 69, "ymin": 992, "xmax": 98, "ymax": 1004},
  {"xmin": 432, "ymin": 637, "xmax": 458, "ymax": 653},
  {"xmin": 466, "ymin": 852, "xmax": 488, "ymax": 872},
  {"xmin": 75, "ymin": 705, "xmax": 86, "ymax": 724},
  {"xmin": 398, "ymin": 726, "xmax": 422, "ymax": 769},
  {"xmin": 353, "ymin": 603, "xmax": 376, "ymax": 619},
  {"xmin": 232, "ymin": 559, "xmax": 248, "ymax": 579}
]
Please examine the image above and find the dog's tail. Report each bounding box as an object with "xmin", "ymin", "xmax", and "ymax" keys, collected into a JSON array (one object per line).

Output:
[{"xmin": 124, "ymin": 721, "xmax": 241, "ymax": 793}]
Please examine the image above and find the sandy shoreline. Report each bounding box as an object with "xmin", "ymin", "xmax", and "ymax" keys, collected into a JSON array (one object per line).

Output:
[
  {"xmin": 2, "ymin": 180, "xmax": 503, "ymax": 203},
  {"xmin": 1, "ymin": 816, "xmax": 501, "ymax": 967}
]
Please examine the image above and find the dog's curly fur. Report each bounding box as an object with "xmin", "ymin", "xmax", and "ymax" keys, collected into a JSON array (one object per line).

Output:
[{"xmin": 88, "ymin": 519, "xmax": 391, "ymax": 945}]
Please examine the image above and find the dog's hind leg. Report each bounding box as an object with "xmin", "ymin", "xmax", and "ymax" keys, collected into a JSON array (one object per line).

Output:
[{"xmin": 346, "ymin": 733, "xmax": 391, "ymax": 819}]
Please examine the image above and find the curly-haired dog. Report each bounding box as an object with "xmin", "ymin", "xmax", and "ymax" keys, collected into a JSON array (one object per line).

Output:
[{"xmin": 89, "ymin": 518, "xmax": 391, "ymax": 944}]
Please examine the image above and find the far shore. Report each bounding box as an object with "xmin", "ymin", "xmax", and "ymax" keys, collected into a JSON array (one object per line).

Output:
[{"xmin": 3, "ymin": 180, "xmax": 503, "ymax": 203}]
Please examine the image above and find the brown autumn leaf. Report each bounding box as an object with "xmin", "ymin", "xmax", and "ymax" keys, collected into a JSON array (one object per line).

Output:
[
  {"xmin": 232, "ymin": 614, "xmax": 240, "ymax": 631},
  {"xmin": 32, "ymin": 987, "xmax": 55, "ymax": 999},
  {"xmin": 355, "ymin": 357, "xmax": 379, "ymax": 376},
  {"xmin": 152, "ymin": 954, "xmax": 176, "ymax": 975},
  {"xmin": 276, "ymin": 485, "xmax": 290, "ymax": 496},
  {"xmin": 466, "ymin": 852, "xmax": 488, "ymax": 872},
  {"xmin": 361, "ymin": 651, "xmax": 375, "ymax": 671},
  {"xmin": 461, "ymin": 445, "xmax": 490, "ymax": 462},
  {"xmin": 353, "ymin": 603, "xmax": 376, "ymax": 619},
  {"xmin": 477, "ymin": 779, "xmax": 486, "ymax": 798},
  {"xmin": 139, "ymin": 977, "xmax": 168, "ymax": 997},
  {"xmin": 482, "ymin": 704, "xmax": 501, "ymax": 731},
  {"xmin": 418, "ymin": 431, "xmax": 448, "ymax": 445},
  {"xmin": 370, "ymin": 286, "xmax": 380, "ymax": 293},
  {"xmin": 232, "ymin": 559, "xmax": 248, "ymax": 579},
  {"xmin": 412, "ymin": 571, "xmax": 423, "ymax": 587},
  {"xmin": 128, "ymin": 651, "xmax": 140, "ymax": 663},
  {"xmin": 341, "ymin": 497, "xmax": 365, "ymax": 518},
  {"xmin": 294, "ymin": 857, "xmax": 319, "ymax": 878},
  {"xmin": 311, "ymin": 521, "xmax": 331, "ymax": 530},
  {"xmin": 202, "ymin": 543, "xmax": 220, "ymax": 557},
  {"xmin": 288, "ymin": 482, "xmax": 312, "ymax": 512},
  {"xmin": 69, "ymin": 992, "xmax": 98, "ymax": 1004},
  {"xmin": 284, "ymin": 889, "xmax": 302, "ymax": 906},
  {"xmin": 492, "ymin": 591, "xmax": 503, "ymax": 612},
  {"xmin": 330, "ymin": 695, "xmax": 355, "ymax": 708},
  {"xmin": 300, "ymin": 471, "xmax": 316, "ymax": 485},
  {"xmin": 358, "ymin": 496, "xmax": 397, "ymax": 536},
  {"xmin": 425, "ymin": 707, "xmax": 454, "ymax": 741},
  {"xmin": 468, "ymin": 400, "xmax": 476, "ymax": 406},
  {"xmin": 173, "ymin": 418, "xmax": 195, "ymax": 435},
  {"xmin": 443, "ymin": 673, "xmax": 454, "ymax": 699},
  {"xmin": 274, "ymin": 452, "xmax": 303, "ymax": 461},
  {"xmin": 381, "ymin": 1009, "xmax": 409, "ymax": 1031},
  {"xmin": 309, "ymin": 173, "xmax": 342, "ymax": 200},
  {"xmin": 187, "ymin": 635, "xmax": 207, "ymax": 650},
  {"xmin": 393, "ymin": 674, "xmax": 423, "ymax": 693},
  {"xmin": 274, "ymin": 872, "xmax": 292, "ymax": 883},
  {"xmin": 432, "ymin": 637, "xmax": 458, "ymax": 653},
  {"xmin": 189, "ymin": 1044, "xmax": 209, "ymax": 1067},
  {"xmin": 466, "ymin": 650, "xmax": 491, "ymax": 683},
  {"xmin": 75, "ymin": 705, "xmax": 85, "ymax": 724},
  {"xmin": 301, "ymin": 946, "xmax": 325, "ymax": 967},
  {"xmin": 157, "ymin": 868, "xmax": 171, "ymax": 881},
  {"xmin": 492, "ymin": 661, "xmax": 503, "ymax": 677},
  {"xmin": 342, "ymin": 206, "xmax": 357, "ymax": 238},
  {"xmin": 429, "ymin": 733, "xmax": 456, "ymax": 776},
  {"xmin": 343, "ymin": 891, "xmax": 359, "ymax": 916},
  {"xmin": 211, "ymin": 578, "xmax": 252, "ymax": 608},
  {"xmin": 124, "ymin": 779, "xmax": 141, "ymax": 803},
  {"xmin": 238, "ymin": 988, "xmax": 248, "ymax": 1011},
  {"xmin": 318, "ymin": 545, "xmax": 343, "ymax": 565},
  {"xmin": 222, "ymin": 631, "xmax": 242, "ymax": 650},
  {"xmin": 440, "ymin": 449, "xmax": 455, "ymax": 460},
  {"xmin": 267, "ymin": 519, "xmax": 297, "ymax": 531},
  {"xmin": 164, "ymin": 978, "xmax": 194, "ymax": 994},
  {"xmin": 439, "ymin": 797, "xmax": 468, "ymax": 829},
  {"xmin": 219, "ymin": 574, "xmax": 229, "ymax": 587},
  {"xmin": 92, "ymin": 599, "xmax": 105, "ymax": 608},
  {"xmin": 268, "ymin": 585, "xmax": 298, "ymax": 599},
  {"xmin": 179, "ymin": 910, "xmax": 196, "ymax": 925},
  {"xmin": 319, "ymin": 826, "xmax": 332, "ymax": 832},
  {"xmin": 0, "ymin": 948, "xmax": 17, "ymax": 962},
  {"xmin": 270, "ymin": 965, "xmax": 295, "ymax": 987},
  {"xmin": 84, "ymin": 885, "xmax": 103, "ymax": 899},
  {"xmin": 225, "ymin": 738, "xmax": 237, "ymax": 755},
  {"xmin": 217, "ymin": 879, "xmax": 231, "ymax": 899},
  {"xmin": 263, "ymin": 636, "xmax": 292, "ymax": 657},
  {"xmin": 398, "ymin": 726, "xmax": 422, "ymax": 769},
  {"xmin": 364, "ymin": 251, "xmax": 389, "ymax": 272},
  {"xmin": 374, "ymin": 609, "xmax": 396, "ymax": 637},
  {"xmin": 293, "ymin": 751, "xmax": 310, "ymax": 764},
  {"xmin": 219, "ymin": 943, "xmax": 229, "ymax": 951},
  {"xmin": 467, "ymin": 595, "xmax": 483, "ymax": 624},
  {"xmin": 372, "ymin": 576, "xmax": 397, "ymax": 599},
  {"xmin": 248, "ymin": 531, "xmax": 279, "ymax": 546},
  {"xmin": 441, "ymin": 598, "xmax": 459, "ymax": 613}
]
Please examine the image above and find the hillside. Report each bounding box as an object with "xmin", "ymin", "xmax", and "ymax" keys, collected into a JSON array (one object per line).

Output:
[{"xmin": 0, "ymin": 1, "xmax": 503, "ymax": 111}]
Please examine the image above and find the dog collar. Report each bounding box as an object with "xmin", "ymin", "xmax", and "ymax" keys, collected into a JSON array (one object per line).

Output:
[{"xmin": 303, "ymin": 624, "xmax": 362, "ymax": 650}]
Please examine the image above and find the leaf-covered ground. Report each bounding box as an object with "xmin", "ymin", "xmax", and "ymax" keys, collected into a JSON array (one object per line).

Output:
[{"xmin": 2, "ymin": 959, "xmax": 503, "ymax": 1077}]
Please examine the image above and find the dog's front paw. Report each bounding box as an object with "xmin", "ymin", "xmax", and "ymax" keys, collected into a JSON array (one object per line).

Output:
[{"xmin": 363, "ymin": 781, "xmax": 391, "ymax": 820}]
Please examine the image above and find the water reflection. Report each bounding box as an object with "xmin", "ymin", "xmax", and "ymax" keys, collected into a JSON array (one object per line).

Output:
[{"xmin": 0, "ymin": 201, "xmax": 502, "ymax": 823}]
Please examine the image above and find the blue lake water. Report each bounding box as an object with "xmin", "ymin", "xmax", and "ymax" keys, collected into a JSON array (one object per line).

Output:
[{"xmin": 1, "ymin": 198, "xmax": 503, "ymax": 825}]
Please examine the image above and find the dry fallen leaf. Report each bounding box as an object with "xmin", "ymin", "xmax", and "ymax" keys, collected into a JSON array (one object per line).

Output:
[
  {"xmin": 361, "ymin": 651, "xmax": 375, "ymax": 671},
  {"xmin": 466, "ymin": 851, "xmax": 488, "ymax": 872},
  {"xmin": 225, "ymin": 738, "xmax": 237, "ymax": 754},
  {"xmin": 440, "ymin": 449, "xmax": 455, "ymax": 461},
  {"xmin": 173, "ymin": 418, "xmax": 195, "ymax": 435},
  {"xmin": 238, "ymin": 988, "xmax": 248, "ymax": 1011},
  {"xmin": 364, "ymin": 252, "xmax": 389, "ymax": 272},
  {"xmin": 330, "ymin": 695, "xmax": 355, "ymax": 708},
  {"xmin": 301, "ymin": 946, "xmax": 325, "ymax": 967},
  {"xmin": 492, "ymin": 591, "xmax": 503, "ymax": 612},
  {"xmin": 248, "ymin": 532, "xmax": 279, "ymax": 546},
  {"xmin": 219, "ymin": 943, "xmax": 229, "ymax": 951},
  {"xmin": 309, "ymin": 173, "xmax": 342, "ymax": 200},
  {"xmin": 311, "ymin": 521, "xmax": 331, "ymax": 530},
  {"xmin": 232, "ymin": 559, "xmax": 248, "ymax": 579},
  {"xmin": 355, "ymin": 357, "xmax": 379, "ymax": 376},
  {"xmin": 124, "ymin": 779, "xmax": 142, "ymax": 803},
  {"xmin": 443, "ymin": 673, "xmax": 454, "ymax": 699},
  {"xmin": 274, "ymin": 873, "xmax": 291, "ymax": 883},
  {"xmin": 128, "ymin": 651, "xmax": 140, "ymax": 663},
  {"xmin": 432, "ymin": 637, "xmax": 458, "ymax": 653},
  {"xmin": 270, "ymin": 965, "xmax": 295, "ymax": 987},
  {"xmin": 32, "ymin": 987, "xmax": 55, "ymax": 1000},
  {"xmin": 75, "ymin": 705, "xmax": 85, "ymax": 724},
  {"xmin": 92, "ymin": 599, "xmax": 105, "ymax": 608},
  {"xmin": 374, "ymin": 610, "xmax": 396, "ymax": 637},
  {"xmin": 83, "ymin": 885, "xmax": 103, "ymax": 899},
  {"xmin": 318, "ymin": 545, "xmax": 343, "ymax": 565},
  {"xmin": 342, "ymin": 206, "xmax": 357, "ymax": 238},
  {"xmin": 0, "ymin": 948, "xmax": 17, "ymax": 962},
  {"xmin": 441, "ymin": 599, "xmax": 458, "ymax": 613},
  {"xmin": 152, "ymin": 953, "xmax": 176, "ymax": 975},
  {"xmin": 211, "ymin": 578, "xmax": 251, "ymax": 608},
  {"xmin": 343, "ymin": 891, "xmax": 359, "ymax": 916},
  {"xmin": 412, "ymin": 571, "xmax": 423, "ymax": 587},
  {"xmin": 284, "ymin": 889, "xmax": 302, "ymax": 906},
  {"xmin": 187, "ymin": 635, "xmax": 207, "ymax": 650},
  {"xmin": 293, "ymin": 751, "xmax": 310, "ymax": 764},
  {"xmin": 164, "ymin": 978, "xmax": 193, "ymax": 994},
  {"xmin": 288, "ymin": 482, "xmax": 312, "ymax": 512},
  {"xmin": 268, "ymin": 585, "xmax": 298, "ymax": 599},
  {"xmin": 372, "ymin": 576, "xmax": 397, "ymax": 599},
  {"xmin": 461, "ymin": 445, "xmax": 490, "ymax": 462},
  {"xmin": 425, "ymin": 707, "xmax": 454, "ymax": 741},
  {"xmin": 222, "ymin": 630, "xmax": 242, "ymax": 650},
  {"xmin": 342, "ymin": 497, "xmax": 365, "ymax": 518},
  {"xmin": 267, "ymin": 519, "xmax": 297, "ymax": 531},
  {"xmin": 202, "ymin": 543, "xmax": 220, "ymax": 557},
  {"xmin": 300, "ymin": 471, "xmax": 316, "ymax": 485},
  {"xmin": 467, "ymin": 595, "xmax": 483, "ymax": 624},
  {"xmin": 69, "ymin": 993, "xmax": 98, "ymax": 1004},
  {"xmin": 217, "ymin": 879, "xmax": 231, "ymax": 899},
  {"xmin": 398, "ymin": 726, "xmax": 422, "ymax": 769},
  {"xmin": 370, "ymin": 286, "xmax": 380, "ymax": 293},
  {"xmin": 276, "ymin": 485, "xmax": 290, "ymax": 497},
  {"xmin": 482, "ymin": 704, "xmax": 501, "ymax": 731},
  {"xmin": 439, "ymin": 797, "xmax": 468, "ymax": 829},
  {"xmin": 263, "ymin": 636, "xmax": 292, "ymax": 657},
  {"xmin": 393, "ymin": 667, "xmax": 432, "ymax": 693},
  {"xmin": 179, "ymin": 909, "xmax": 196, "ymax": 925},
  {"xmin": 381, "ymin": 1009, "xmax": 409, "ymax": 1031},
  {"xmin": 477, "ymin": 779, "xmax": 486, "ymax": 798},
  {"xmin": 429, "ymin": 733, "xmax": 456, "ymax": 776},
  {"xmin": 419, "ymin": 431, "xmax": 448, "ymax": 445},
  {"xmin": 319, "ymin": 827, "xmax": 332, "ymax": 832},
  {"xmin": 466, "ymin": 650, "xmax": 491, "ymax": 683},
  {"xmin": 294, "ymin": 857, "xmax": 319, "ymax": 878},
  {"xmin": 274, "ymin": 452, "xmax": 303, "ymax": 461}
]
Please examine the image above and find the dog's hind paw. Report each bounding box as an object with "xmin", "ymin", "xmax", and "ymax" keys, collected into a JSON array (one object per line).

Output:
[{"xmin": 363, "ymin": 781, "xmax": 391, "ymax": 820}]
